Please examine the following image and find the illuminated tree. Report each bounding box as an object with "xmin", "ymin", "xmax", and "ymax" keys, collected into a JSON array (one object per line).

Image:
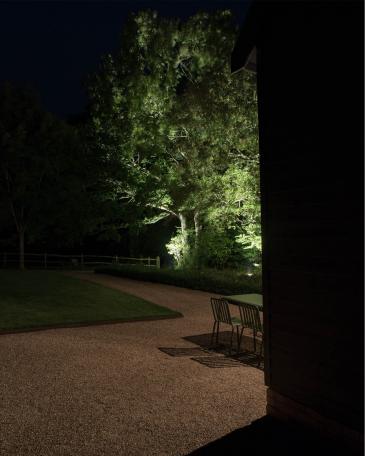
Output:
[{"xmin": 88, "ymin": 10, "xmax": 260, "ymax": 268}]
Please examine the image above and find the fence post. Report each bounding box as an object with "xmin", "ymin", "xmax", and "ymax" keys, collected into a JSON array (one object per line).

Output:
[
  {"xmin": 156, "ymin": 256, "xmax": 160, "ymax": 269},
  {"xmin": 148, "ymin": 257, "xmax": 151, "ymax": 267},
  {"xmin": 44, "ymin": 253, "xmax": 47, "ymax": 269},
  {"xmin": 3, "ymin": 252, "xmax": 7, "ymax": 268},
  {"xmin": 81, "ymin": 253, "xmax": 84, "ymax": 270},
  {"xmin": 115, "ymin": 255, "xmax": 119, "ymax": 265}
]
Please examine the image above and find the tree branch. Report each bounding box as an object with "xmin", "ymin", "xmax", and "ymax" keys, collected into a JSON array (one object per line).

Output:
[{"xmin": 148, "ymin": 204, "xmax": 179, "ymax": 218}]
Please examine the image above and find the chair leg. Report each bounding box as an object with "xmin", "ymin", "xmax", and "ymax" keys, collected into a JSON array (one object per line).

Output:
[
  {"xmin": 253, "ymin": 330, "xmax": 257, "ymax": 353},
  {"xmin": 229, "ymin": 326, "xmax": 234, "ymax": 355},
  {"xmin": 237, "ymin": 326, "xmax": 244, "ymax": 354},
  {"xmin": 236, "ymin": 326, "xmax": 240, "ymax": 354},
  {"xmin": 210, "ymin": 321, "xmax": 217, "ymax": 347},
  {"xmin": 215, "ymin": 321, "xmax": 220, "ymax": 346}
]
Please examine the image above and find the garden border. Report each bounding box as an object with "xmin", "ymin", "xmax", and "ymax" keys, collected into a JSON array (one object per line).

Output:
[{"xmin": 0, "ymin": 312, "xmax": 183, "ymax": 336}]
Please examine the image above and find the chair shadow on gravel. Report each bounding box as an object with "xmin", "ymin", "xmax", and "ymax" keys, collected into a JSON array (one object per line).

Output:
[
  {"xmin": 183, "ymin": 331, "xmax": 264, "ymax": 371},
  {"xmin": 186, "ymin": 415, "xmax": 359, "ymax": 456},
  {"xmin": 158, "ymin": 347, "xmax": 214, "ymax": 357}
]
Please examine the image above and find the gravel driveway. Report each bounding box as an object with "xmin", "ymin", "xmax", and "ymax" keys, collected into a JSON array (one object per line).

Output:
[{"xmin": 0, "ymin": 272, "xmax": 266, "ymax": 456}]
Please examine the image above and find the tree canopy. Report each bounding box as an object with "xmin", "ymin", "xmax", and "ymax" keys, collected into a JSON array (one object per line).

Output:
[{"xmin": 88, "ymin": 9, "xmax": 261, "ymax": 269}]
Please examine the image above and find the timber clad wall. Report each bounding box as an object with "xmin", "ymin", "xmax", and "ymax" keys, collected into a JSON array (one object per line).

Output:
[{"xmin": 234, "ymin": 1, "xmax": 363, "ymax": 442}]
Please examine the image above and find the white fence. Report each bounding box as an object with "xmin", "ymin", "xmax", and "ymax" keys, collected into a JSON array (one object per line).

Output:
[{"xmin": 1, "ymin": 253, "xmax": 160, "ymax": 269}]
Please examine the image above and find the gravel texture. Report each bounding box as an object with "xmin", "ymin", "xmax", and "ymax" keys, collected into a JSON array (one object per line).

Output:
[{"xmin": 0, "ymin": 272, "xmax": 266, "ymax": 456}]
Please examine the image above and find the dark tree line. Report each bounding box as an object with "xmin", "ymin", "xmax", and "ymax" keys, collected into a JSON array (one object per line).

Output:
[{"xmin": 0, "ymin": 83, "xmax": 115, "ymax": 268}]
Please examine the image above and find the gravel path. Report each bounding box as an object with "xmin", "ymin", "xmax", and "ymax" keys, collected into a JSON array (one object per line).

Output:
[{"xmin": 0, "ymin": 272, "xmax": 266, "ymax": 456}]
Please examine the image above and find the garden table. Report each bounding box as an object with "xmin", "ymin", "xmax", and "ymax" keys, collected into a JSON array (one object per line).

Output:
[
  {"xmin": 222, "ymin": 293, "xmax": 264, "ymax": 363},
  {"xmin": 222, "ymin": 293, "xmax": 263, "ymax": 311}
]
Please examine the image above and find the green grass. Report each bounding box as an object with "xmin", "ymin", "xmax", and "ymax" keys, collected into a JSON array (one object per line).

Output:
[
  {"xmin": 0, "ymin": 271, "xmax": 181, "ymax": 332},
  {"xmin": 95, "ymin": 265, "xmax": 262, "ymax": 295}
]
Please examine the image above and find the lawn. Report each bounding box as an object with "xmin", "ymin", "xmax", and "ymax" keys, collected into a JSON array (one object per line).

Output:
[{"xmin": 0, "ymin": 271, "xmax": 181, "ymax": 332}]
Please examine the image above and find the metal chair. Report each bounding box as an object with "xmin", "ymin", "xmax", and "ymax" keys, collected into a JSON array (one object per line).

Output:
[
  {"xmin": 238, "ymin": 302, "xmax": 264, "ymax": 366},
  {"xmin": 210, "ymin": 297, "xmax": 243, "ymax": 355}
]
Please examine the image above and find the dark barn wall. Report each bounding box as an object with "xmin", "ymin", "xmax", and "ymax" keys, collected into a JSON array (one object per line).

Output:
[{"xmin": 237, "ymin": 1, "xmax": 363, "ymax": 442}]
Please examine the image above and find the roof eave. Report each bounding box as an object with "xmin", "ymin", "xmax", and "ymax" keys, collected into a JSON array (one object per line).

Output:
[{"xmin": 231, "ymin": 1, "xmax": 258, "ymax": 74}]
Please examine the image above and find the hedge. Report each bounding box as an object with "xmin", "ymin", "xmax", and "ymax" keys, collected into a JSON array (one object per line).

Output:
[{"xmin": 95, "ymin": 265, "xmax": 262, "ymax": 295}]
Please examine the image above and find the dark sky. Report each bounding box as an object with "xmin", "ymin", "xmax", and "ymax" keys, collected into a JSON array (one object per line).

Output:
[{"xmin": 0, "ymin": 1, "xmax": 251, "ymax": 117}]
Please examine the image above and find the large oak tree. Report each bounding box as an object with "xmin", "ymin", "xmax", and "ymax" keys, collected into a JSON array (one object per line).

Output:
[{"xmin": 88, "ymin": 10, "xmax": 260, "ymax": 268}]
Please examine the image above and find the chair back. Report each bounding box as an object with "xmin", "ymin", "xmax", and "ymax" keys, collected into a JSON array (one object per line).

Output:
[
  {"xmin": 238, "ymin": 302, "xmax": 263, "ymax": 333},
  {"xmin": 210, "ymin": 297, "xmax": 232, "ymax": 325}
]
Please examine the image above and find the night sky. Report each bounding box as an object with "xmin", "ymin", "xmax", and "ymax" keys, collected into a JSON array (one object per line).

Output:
[{"xmin": 0, "ymin": 1, "xmax": 251, "ymax": 117}]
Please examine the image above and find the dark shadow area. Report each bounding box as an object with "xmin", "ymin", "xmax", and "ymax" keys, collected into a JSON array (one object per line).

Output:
[
  {"xmin": 158, "ymin": 344, "xmax": 254, "ymax": 369},
  {"xmin": 186, "ymin": 415, "xmax": 361, "ymax": 456},
  {"xmin": 183, "ymin": 331, "xmax": 264, "ymax": 370},
  {"xmin": 190, "ymin": 355, "xmax": 244, "ymax": 369},
  {"xmin": 158, "ymin": 347, "xmax": 214, "ymax": 357}
]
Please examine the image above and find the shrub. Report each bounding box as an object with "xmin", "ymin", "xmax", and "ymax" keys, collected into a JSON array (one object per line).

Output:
[
  {"xmin": 165, "ymin": 230, "xmax": 193, "ymax": 269},
  {"xmin": 195, "ymin": 228, "xmax": 236, "ymax": 269}
]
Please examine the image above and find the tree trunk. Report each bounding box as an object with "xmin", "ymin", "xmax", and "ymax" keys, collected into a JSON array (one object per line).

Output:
[
  {"xmin": 179, "ymin": 212, "xmax": 189, "ymax": 249},
  {"xmin": 193, "ymin": 211, "xmax": 202, "ymax": 249},
  {"xmin": 19, "ymin": 228, "xmax": 25, "ymax": 270},
  {"xmin": 178, "ymin": 213, "xmax": 188, "ymax": 239}
]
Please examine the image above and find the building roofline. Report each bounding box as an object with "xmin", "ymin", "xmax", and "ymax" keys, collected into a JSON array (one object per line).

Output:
[{"xmin": 231, "ymin": 1, "xmax": 258, "ymax": 74}]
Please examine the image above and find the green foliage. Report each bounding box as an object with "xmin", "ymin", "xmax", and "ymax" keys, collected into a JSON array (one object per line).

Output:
[
  {"xmin": 204, "ymin": 165, "xmax": 262, "ymax": 266},
  {"xmin": 96, "ymin": 265, "xmax": 262, "ymax": 295},
  {"xmin": 88, "ymin": 10, "xmax": 261, "ymax": 268},
  {"xmin": 166, "ymin": 229, "xmax": 192, "ymax": 268},
  {"xmin": 195, "ymin": 228, "xmax": 236, "ymax": 269}
]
